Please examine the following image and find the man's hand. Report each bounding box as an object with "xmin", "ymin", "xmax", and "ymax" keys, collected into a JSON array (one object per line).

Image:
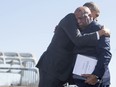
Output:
[
  {"xmin": 81, "ymin": 74, "xmax": 98, "ymax": 85},
  {"xmin": 98, "ymin": 26, "xmax": 110, "ymax": 37}
]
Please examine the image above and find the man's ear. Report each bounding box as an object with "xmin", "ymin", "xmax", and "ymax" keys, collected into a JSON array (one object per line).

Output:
[{"xmin": 96, "ymin": 13, "xmax": 99, "ymax": 17}]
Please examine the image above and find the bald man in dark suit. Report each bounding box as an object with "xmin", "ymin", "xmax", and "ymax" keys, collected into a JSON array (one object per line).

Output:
[{"xmin": 71, "ymin": 6, "xmax": 111, "ymax": 87}]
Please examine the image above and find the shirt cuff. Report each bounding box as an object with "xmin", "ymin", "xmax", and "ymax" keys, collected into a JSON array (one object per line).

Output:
[{"xmin": 96, "ymin": 31, "xmax": 100, "ymax": 40}]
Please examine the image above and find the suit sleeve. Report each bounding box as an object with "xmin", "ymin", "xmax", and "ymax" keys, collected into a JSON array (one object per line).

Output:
[
  {"xmin": 59, "ymin": 13, "xmax": 98, "ymax": 47},
  {"xmin": 92, "ymin": 36, "xmax": 112, "ymax": 79}
]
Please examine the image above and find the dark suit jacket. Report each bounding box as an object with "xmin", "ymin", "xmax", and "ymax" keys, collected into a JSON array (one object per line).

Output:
[
  {"xmin": 36, "ymin": 13, "xmax": 99, "ymax": 81},
  {"xmin": 74, "ymin": 21, "xmax": 112, "ymax": 86}
]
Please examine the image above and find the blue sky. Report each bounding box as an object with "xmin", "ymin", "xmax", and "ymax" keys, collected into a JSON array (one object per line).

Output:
[{"xmin": 0, "ymin": 0, "xmax": 116, "ymax": 87}]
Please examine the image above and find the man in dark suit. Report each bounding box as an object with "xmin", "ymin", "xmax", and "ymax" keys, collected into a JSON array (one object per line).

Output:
[
  {"xmin": 84, "ymin": 3, "xmax": 111, "ymax": 87},
  {"xmin": 83, "ymin": 2, "xmax": 111, "ymax": 87},
  {"xmin": 36, "ymin": 7, "xmax": 110, "ymax": 87},
  {"xmin": 72, "ymin": 6, "xmax": 111, "ymax": 87}
]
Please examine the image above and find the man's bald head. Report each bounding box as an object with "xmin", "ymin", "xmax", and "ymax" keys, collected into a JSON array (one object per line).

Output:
[
  {"xmin": 74, "ymin": 6, "xmax": 91, "ymax": 17},
  {"xmin": 74, "ymin": 6, "xmax": 93, "ymax": 29}
]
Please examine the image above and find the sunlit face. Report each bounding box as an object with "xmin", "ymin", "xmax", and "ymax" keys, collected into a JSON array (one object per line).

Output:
[{"xmin": 76, "ymin": 11, "xmax": 92, "ymax": 29}]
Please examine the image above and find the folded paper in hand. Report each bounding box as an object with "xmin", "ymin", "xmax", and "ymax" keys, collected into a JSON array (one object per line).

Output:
[{"xmin": 73, "ymin": 54, "xmax": 97, "ymax": 76}]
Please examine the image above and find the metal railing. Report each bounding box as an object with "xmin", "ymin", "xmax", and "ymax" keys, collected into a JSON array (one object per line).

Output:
[{"xmin": 0, "ymin": 52, "xmax": 39, "ymax": 87}]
